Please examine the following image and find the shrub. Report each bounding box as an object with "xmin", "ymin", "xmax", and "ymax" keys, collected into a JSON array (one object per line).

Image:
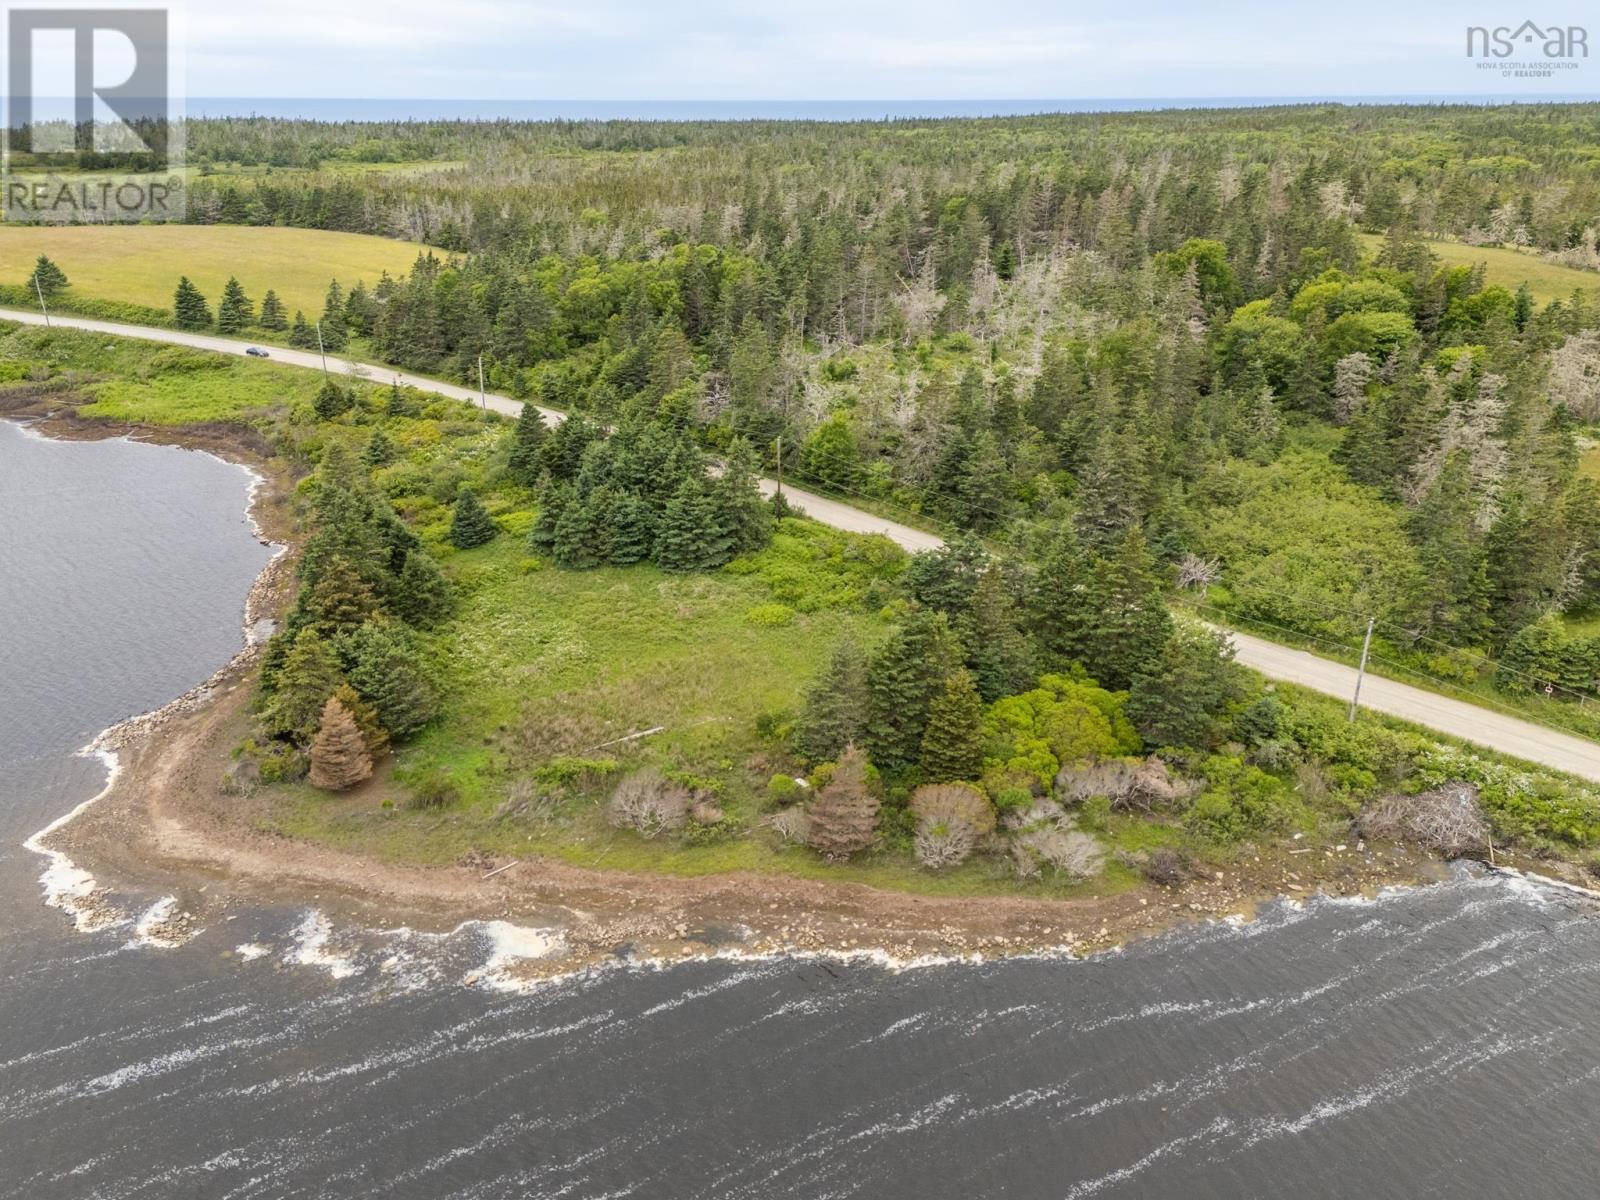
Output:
[
  {"xmin": 909, "ymin": 781, "xmax": 996, "ymax": 835},
  {"xmin": 1056, "ymin": 757, "xmax": 1182, "ymax": 813},
  {"xmin": 1141, "ymin": 847, "xmax": 1194, "ymax": 886},
  {"xmin": 1011, "ymin": 828, "xmax": 1105, "ymax": 881},
  {"xmin": 745, "ymin": 602, "xmax": 795, "ymax": 627},
  {"xmin": 767, "ymin": 805, "xmax": 811, "ymax": 846},
  {"xmin": 766, "ymin": 773, "xmax": 804, "ymax": 805},
  {"xmin": 914, "ymin": 818, "xmax": 977, "ymax": 869},
  {"xmin": 1184, "ymin": 756, "xmax": 1298, "ymax": 841},
  {"xmin": 407, "ymin": 769, "xmax": 461, "ymax": 810},
  {"xmin": 1359, "ymin": 784, "xmax": 1489, "ymax": 856},
  {"xmin": 607, "ymin": 768, "xmax": 690, "ymax": 838}
]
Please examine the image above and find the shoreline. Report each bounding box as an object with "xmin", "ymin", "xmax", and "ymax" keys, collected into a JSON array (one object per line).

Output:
[{"xmin": 10, "ymin": 410, "xmax": 1591, "ymax": 988}]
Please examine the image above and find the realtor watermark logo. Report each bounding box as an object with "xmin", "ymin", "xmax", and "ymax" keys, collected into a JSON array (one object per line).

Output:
[
  {"xmin": 1467, "ymin": 20, "xmax": 1589, "ymax": 78},
  {"xmin": 2, "ymin": 2, "xmax": 185, "ymax": 221}
]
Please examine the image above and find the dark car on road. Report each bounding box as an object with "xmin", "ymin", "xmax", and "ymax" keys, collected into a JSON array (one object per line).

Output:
[{"xmin": 245, "ymin": 347, "xmax": 269, "ymax": 358}]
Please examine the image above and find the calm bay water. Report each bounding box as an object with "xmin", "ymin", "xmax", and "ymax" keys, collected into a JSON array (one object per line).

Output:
[{"xmin": 2, "ymin": 417, "xmax": 1599, "ymax": 1198}]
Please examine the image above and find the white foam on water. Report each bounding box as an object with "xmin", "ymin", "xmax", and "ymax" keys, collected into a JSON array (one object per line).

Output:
[
  {"xmin": 127, "ymin": 896, "xmax": 188, "ymax": 949},
  {"xmin": 286, "ymin": 911, "xmax": 362, "ymax": 979},
  {"xmin": 21, "ymin": 746, "xmax": 126, "ymax": 933},
  {"xmin": 464, "ymin": 920, "xmax": 567, "ymax": 993},
  {"xmin": 235, "ymin": 943, "xmax": 269, "ymax": 961}
]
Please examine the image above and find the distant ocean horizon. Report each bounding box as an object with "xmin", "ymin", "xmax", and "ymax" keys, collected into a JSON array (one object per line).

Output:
[{"xmin": 182, "ymin": 94, "xmax": 1600, "ymax": 122}]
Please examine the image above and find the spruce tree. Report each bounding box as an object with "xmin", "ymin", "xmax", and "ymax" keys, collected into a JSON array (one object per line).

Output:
[
  {"xmin": 608, "ymin": 492, "xmax": 656, "ymax": 564},
  {"xmin": 216, "ymin": 276, "xmax": 253, "ymax": 333},
  {"xmin": 363, "ymin": 428, "xmax": 397, "ymax": 468},
  {"xmin": 314, "ymin": 378, "xmax": 354, "ymax": 420},
  {"xmin": 27, "ymin": 254, "xmax": 67, "ymax": 298},
  {"xmin": 553, "ymin": 487, "xmax": 614, "ymax": 568},
  {"xmin": 1082, "ymin": 528, "xmax": 1172, "ymax": 691},
  {"xmin": 392, "ymin": 551, "xmax": 453, "ymax": 627},
  {"xmin": 331, "ymin": 681, "xmax": 390, "ymax": 760},
  {"xmin": 386, "ymin": 379, "xmax": 419, "ymax": 418},
  {"xmin": 529, "ymin": 481, "xmax": 572, "ymax": 554},
  {"xmin": 864, "ymin": 610, "xmax": 963, "ymax": 772},
  {"xmin": 448, "ymin": 489, "xmax": 497, "ymax": 549},
  {"xmin": 340, "ymin": 618, "xmax": 439, "ymax": 738},
  {"xmin": 1029, "ymin": 525, "xmax": 1096, "ymax": 671},
  {"xmin": 506, "ymin": 403, "xmax": 549, "ymax": 485},
  {"xmin": 296, "ymin": 554, "xmax": 380, "ymax": 637},
  {"xmin": 653, "ymin": 479, "xmax": 712, "ymax": 572},
  {"xmin": 796, "ymin": 638, "xmax": 869, "ymax": 763},
  {"xmin": 289, "ymin": 311, "xmax": 316, "ymax": 348},
  {"xmin": 962, "ymin": 566, "xmax": 1034, "ymax": 702},
  {"xmin": 918, "ymin": 670, "xmax": 986, "ymax": 783},
  {"xmin": 309, "ymin": 696, "xmax": 373, "ymax": 790},
  {"xmin": 172, "ymin": 277, "xmax": 212, "ymax": 330},
  {"xmin": 263, "ymin": 628, "xmax": 342, "ymax": 742},
  {"xmin": 715, "ymin": 437, "xmax": 772, "ymax": 554},
  {"xmin": 257, "ymin": 289, "xmax": 288, "ymax": 331},
  {"xmin": 805, "ymin": 744, "xmax": 879, "ymax": 860},
  {"xmin": 320, "ymin": 280, "xmax": 348, "ymax": 350}
]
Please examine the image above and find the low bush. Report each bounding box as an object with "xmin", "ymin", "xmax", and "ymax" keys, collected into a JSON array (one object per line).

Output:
[{"xmin": 607, "ymin": 768, "xmax": 691, "ymax": 839}]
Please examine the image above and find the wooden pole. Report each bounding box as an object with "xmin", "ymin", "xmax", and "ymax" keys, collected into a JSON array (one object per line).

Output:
[
  {"xmin": 1349, "ymin": 616, "xmax": 1376, "ymax": 722},
  {"xmin": 33, "ymin": 274, "xmax": 50, "ymax": 327}
]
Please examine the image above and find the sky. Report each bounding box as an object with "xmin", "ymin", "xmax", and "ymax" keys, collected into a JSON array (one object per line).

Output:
[{"xmin": 174, "ymin": 0, "xmax": 1600, "ymax": 100}]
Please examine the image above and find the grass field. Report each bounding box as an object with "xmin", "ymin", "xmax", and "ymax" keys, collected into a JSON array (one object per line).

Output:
[
  {"xmin": 1359, "ymin": 232, "xmax": 1600, "ymax": 303},
  {"xmin": 0, "ymin": 224, "xmax": 433, "ymax": 319}
]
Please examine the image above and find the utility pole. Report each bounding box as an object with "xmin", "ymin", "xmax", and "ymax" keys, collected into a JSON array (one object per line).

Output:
[
  {"xmin": 477, "ymin": 354, "xmax": 487, "ymax": 409},
  {"xmin": 33, "ymin": 274, "xmax": 49, "ymax": 327},
  {"xmin": 1349, "ymin": 616, "xmax": 1376, "ymax": 722},
  {"xmin": 314, "ymin": 321, "xmax": 329, "ymax": 377},
  {"xmin": 774, "ymin": 434, "xmax": 783, "ymax": 500}
]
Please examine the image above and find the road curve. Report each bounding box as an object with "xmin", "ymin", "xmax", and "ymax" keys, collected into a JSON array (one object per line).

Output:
[{"xmin": 5, "ymin": 305, "xmax": 1597, "ymax": 780}]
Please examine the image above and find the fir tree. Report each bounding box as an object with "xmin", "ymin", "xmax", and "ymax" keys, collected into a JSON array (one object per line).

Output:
[
  {"xmin": 309, "ymin": 696, "xmax": 373, "ymax": 790},
  {"xmin": 448, "ymin": 489, "xmax": 497, "ymax": 549},
  {"xmin": 506, "ymin": 403, "xmax": 549, "ymax": 485},
  {"xmin": 918, "ymin": 670, "xmax": 986, "ymax": 783},
  {"xmin": 173, "ymin": 277, "xmax": 212, "ymax": 330},
  {"xmin": 805, "ymin": 744, "xmax": 879, "ymax": 860},
  {"xmin": 27, "ymin": 254, "xmax": 67, "ymax": 298},
  {"xmin": 796, "ymin": 638, "xmax": 869, "ymax": 763},
  {"xmin": 257, "ymin": 289, "xmax": 288, "ymax": 331},
  {"xmin": 653, "ymin": 479, "xmax": 718, "ymax": 571},
  {"xmin": 296, "ymin": 555, "xmax": 380, "ymax": 637},
  {"xmin": 392, "ymin": 551, "xmax": 453, "ymax": 628},
  {"xmin": 216, "ymin": 276, "xmax": 253, "ymax": 333}
]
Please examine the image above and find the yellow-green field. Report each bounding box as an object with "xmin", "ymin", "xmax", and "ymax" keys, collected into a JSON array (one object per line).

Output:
[
  {"xmin": 0, "ymin": 224, "xmax": 433, "ymax": 317},
  {"xmin": 1359, "ymin": 233, "xmax": 1600, "ymax": 304}
]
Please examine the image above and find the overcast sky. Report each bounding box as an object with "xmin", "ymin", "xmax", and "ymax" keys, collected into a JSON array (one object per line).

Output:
[{"xmin": 180, "ymin": 1, "xmax": 1599, "ymax": 99}]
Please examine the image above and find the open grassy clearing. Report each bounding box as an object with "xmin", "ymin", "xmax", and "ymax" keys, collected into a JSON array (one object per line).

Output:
[
  {"xmin": 0, "ymin": 224, "xmax": 432, "ymax": 318},
  {"xmin": 263, "ymin": 532, "xmax": 1164, "ymax": 899},
  {"xmin": 1359, "ymin": 232, "xmax": 1600, "ymax": 303}
]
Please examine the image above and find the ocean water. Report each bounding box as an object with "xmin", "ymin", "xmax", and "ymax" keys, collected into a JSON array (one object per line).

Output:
[
  {"xmin": 3, "ymin": 417, "xmax": 1600, "ymax": 1198},
  {"xmin": 181, "ymin": 95, "xmax": 1600, "ymax": 122}
]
